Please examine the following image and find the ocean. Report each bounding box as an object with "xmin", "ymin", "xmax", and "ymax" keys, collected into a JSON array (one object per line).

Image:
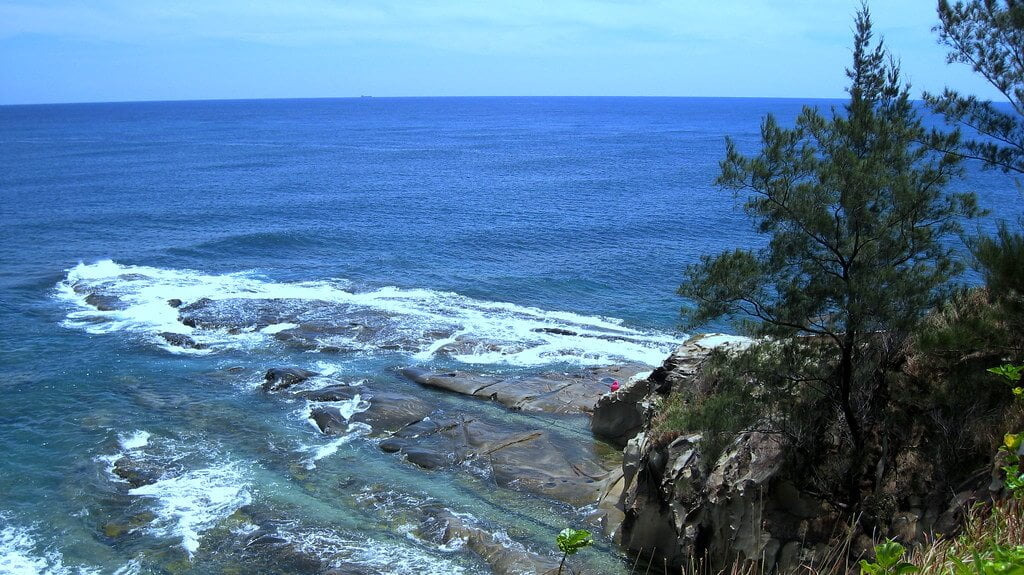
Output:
[{"xmin": 0, "ymin": 97, "xmax": 1018, "ymax": 574}]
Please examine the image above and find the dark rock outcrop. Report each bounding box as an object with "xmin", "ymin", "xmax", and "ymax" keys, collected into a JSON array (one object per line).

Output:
[
  {"xmin": 591, "ymin": 334, "xmax": 743, "ymax": 447},
  {"xmin": 263, "ymin": 368, "xmax": 319, "ymax": 392},
  {"xmin": 85, "ymin": 293, "xmax": 126, "ymax": 311},
  {"xmin": 159, "ymin": 332, "xmax": 207, "ymax": 350},
  {"xmin": 308, "ymin": 390, "xmax": 432, "ymax": 435},
  {"xmin": 112, "ymin": 456, "xmax": 164, "ymax": 488},
  {"xmin": 599, "ymin": 333, "xmax": 993, "ymax": 572}
]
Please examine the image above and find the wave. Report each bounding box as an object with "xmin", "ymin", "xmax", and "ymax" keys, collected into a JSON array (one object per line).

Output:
[
  {"xmin": 0, "ymin": 515, "xmax": 100, "ymax": 575},
  {"xmin": 128, "ymin": 462, "xmax": 251, "ymax": 558},
  {"xmin": 280, "ymin": 528, "xmax": 471, "ymax": 575},
  {"xmin": 97, "ymin": 431, "xmax": 252, "ymax": 558},
  {"xmin": 55, "ymin": 260, "xmax": 679, "ymax": 366}
]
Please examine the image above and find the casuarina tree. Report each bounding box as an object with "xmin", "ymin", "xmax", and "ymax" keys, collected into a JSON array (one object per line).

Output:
[
  {"xmin": 926, "ymin": 0, "xmax": 1024, "ymax": 175},
  {"xmin": 678, "ymin": 5, "xmax": 978, "ymax": 497},
  {"xmin": 928, "ymin": 0, "xmax": 1024, "ymax": 348}
]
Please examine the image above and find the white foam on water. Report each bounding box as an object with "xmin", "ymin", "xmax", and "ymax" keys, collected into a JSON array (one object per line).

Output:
[
  {"xmin": 98, "ymin": 430, "xmax": 154, "ymax": 483},
  {"xmin": 298, "ymin": 422, "xmax": 371, "ymax": 470},
  {"xmin": 55, "ymin": 260, "xmax": 680, "ymax": 366},
  {"xmin": 280, "ymin": 528, "xmax": 470, "ymax": 575},
  {"xmin": 97, "ymin": 453, "xmax": 123, "ymax": 482},
  {"xmin": 118, "ymin": 430, "xmax": 150, "ymax": 451},
  {"xmin": 0, "ymin": 517, "xmax": 100, "ymax": 575},
  {"xmin": 128, "ymin": 462, "xmax": 251, "ymax": 558},
  {"xmin": 259, "ymin": 322, "xmax": 298, "ymax": 335},
  {"xmin": 303, "ymin": 395, "xmax": 370, "ymax": 433},
  {"xmin": 111, "ymin": 559, "xmax": 141, "ymax": 575}
]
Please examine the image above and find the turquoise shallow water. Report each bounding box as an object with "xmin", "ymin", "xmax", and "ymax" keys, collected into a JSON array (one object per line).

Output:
[{"xmin": 0, "ymin": 97, "xmax": 1019, "ymax": 574}]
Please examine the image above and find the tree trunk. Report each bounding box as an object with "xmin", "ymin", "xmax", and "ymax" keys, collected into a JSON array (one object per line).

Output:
[{"xmin": 838, "ymin": 340, "xmax": 863, "ymax": 454}]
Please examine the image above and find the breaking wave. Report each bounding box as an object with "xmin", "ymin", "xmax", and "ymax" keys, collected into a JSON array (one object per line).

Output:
[{"xmin": 56, "ymin": 260, "xmax": 678, "ymax": 366}]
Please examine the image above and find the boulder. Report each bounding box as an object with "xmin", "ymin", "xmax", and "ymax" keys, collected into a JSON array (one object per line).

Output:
[
  {"xmin": 263, "ymin": 368, "xmax": 318, "ymax": 392},
  {"xmin": 159, "ymin": 332, "xmax": 207, "ymax": 350},
  {"xmin": 591, "ymin": 377, "xmax": 651, "ymax": 448},
  {"xmin": 112, "ymin": 456, "xmax": 164, "ymax": 488},
  {"xmin": 84, "ymin": 293, "xmax": 126, "ymax": 311},
  {"xmin": 309, "ymin": 390, "xmax": 432, "ymax": 436},
  {"xmin": 399, "ymin": 368, "xmax": 503, "ymax": 396}
]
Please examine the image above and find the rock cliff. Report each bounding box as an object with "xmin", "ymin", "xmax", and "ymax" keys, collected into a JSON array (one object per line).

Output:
[{"xmin": 592, "ymin": 334, "xmax": 997, "ymax": 572}]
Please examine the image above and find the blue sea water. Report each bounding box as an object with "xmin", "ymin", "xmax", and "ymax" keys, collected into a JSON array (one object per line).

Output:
[{"xmin": 0, "ymin": 97, "xmax": 1019, "ymax": 574}]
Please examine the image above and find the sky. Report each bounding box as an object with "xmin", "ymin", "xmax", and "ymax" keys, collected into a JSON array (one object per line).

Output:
[{"xmin": 0, "ymin": 0, "xmax": 1006, "ymax": 105}]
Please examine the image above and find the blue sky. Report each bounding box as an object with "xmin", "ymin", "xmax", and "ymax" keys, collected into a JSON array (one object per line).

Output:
[{"xmin": 0, "ymin": 0, "xmax": 1004, "ymax": 105}]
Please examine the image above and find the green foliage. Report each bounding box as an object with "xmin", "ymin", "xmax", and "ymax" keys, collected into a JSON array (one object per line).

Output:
[
  {"xmin": 916, "ymin": 289, "xmax": 1010, "ymax": 361},
  {"xmin": 860, "ymin": 539, "xmax": 919, "ymax": 575},
  {"xmin": 972, "ymin": 223, "xmax": 1024, "ymax": 350},
  {"xmin": 950, "ymin": 546, "xmax": 1024, "ymax": 575},
  {"xmin": 679, "ymin": 6, "xmax": 977, "ymax": 462},
  {"xmin": 650, "ymin": 348, "xmax": 765, "ymax": 466},
  {"xmin": 989, "ymin": 365, "xmax": 1024, "ymax": 383},
  {"xmin": 973, "ymin": 223, "xmax": 1024, "ymax": 303},
  {"xmin": 927, "ymin": 0, "xmax": 1024, "ymax": 175},
  {"xmin": 929, "ymin": 0, "xmax": 1024, "ymax": 360},
  {"xmin": 555, "ymin": 528, "xmax": 592, "ymax": 575},
  {"xmin": 991, "ymin": 365, "xmax": 1024, "ymax": 498},
  {"xmin": 556, "ymin": 528, "xmax": 592, "ymax": 555}
]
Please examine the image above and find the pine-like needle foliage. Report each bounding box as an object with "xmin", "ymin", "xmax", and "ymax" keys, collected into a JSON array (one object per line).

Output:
[{"xmin": 678, "ymin": 6, "xmax": 978, "ymax": 459}]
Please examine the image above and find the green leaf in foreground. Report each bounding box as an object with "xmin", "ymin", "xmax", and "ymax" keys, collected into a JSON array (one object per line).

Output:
[
  {"xmin": 556, "ymin": 528, "xmax": 593, "ymax": 575},
  {"xmin": 556, "ymin": 528, "xmax": 592, "ymax": 555}
]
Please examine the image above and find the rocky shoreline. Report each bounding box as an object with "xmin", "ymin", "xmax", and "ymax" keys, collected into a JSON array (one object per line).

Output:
[{"xmin": 80, "ymin": 271, "xmax": 996, "ymax": 574}]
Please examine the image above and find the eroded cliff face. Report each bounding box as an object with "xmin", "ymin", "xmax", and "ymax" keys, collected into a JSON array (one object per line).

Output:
[{"xmin": 593, "ymin": 335, "xmax": 995, "ymax": 572}]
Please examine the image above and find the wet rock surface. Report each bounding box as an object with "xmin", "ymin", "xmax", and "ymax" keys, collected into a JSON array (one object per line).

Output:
[
  {"xmin": 378, "ymin": 414, "xmax": 618, "ymax": 506},
  {"xmin": 400, "ymin": 364, "xmax": 648, "ymax": 415},
  {"xmin": 309, "ymin": 389, "xmax": 433, "ymax": 435},
  {"xmin": 112, "ymin": 456, "xmax": 164, "ymax": 489},
  {"xmin": 424, "ymin": 505, "xmax": 564, "ymax": 575},
  {"xmin": 159, "ymin": 332, "xmax": 207, "ymax": 350},
  {"xmin": 175, "ymin": 297, "xmax": 457, "ymax": 353},
  {"xmin": 84, "ymin": 293, "xmax": 127, "ymax": 311},
  {"xmin": 263, "ymin": 367, "xmax": 319, "ymax": 392},
  {"xmin": 277, "ymin": 362, "xmax": 631, "ymax": 510}
]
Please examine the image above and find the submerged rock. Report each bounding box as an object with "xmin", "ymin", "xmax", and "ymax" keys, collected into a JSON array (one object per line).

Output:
[
  {"xmin": 112, "ymin": 455, "xmax": 164, "ymax": 488},
  {"xmin": 426, "ymin": 506, "xmax": 564, "ymax": 575},
  {"xmin": 178, "ymin": 297, "xmax": 295, "ymax": 330},
  {"xmin": 174, "ymin": 297, "xmax": 457, "ymax": 354}
]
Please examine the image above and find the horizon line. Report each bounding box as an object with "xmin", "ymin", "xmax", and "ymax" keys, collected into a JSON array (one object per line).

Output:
[{"xmin": 0, "ymin": 94, "xmax": 861, "ymax": 108}]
